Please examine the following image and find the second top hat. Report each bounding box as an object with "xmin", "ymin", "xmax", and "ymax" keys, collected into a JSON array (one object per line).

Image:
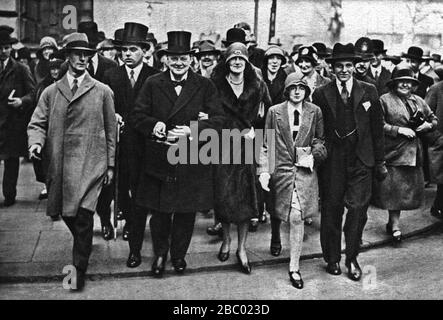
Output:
[
  {"xmin": 222, "ymin": 28, "xmax": 248, "ymax": 47},
  {"xmin": 165, "ymin": 31, "xmax": 194, "ymax": 55},
  {"xmin": 121, "ymin": 22, "xmax": 150, "ymax": 49},
  {"xmin": 78, "ymin": 21, "xmax": 99, "ymax": 47}
]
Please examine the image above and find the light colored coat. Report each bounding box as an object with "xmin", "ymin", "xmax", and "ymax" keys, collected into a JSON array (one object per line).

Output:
[
  {"xmin": 258, "ymin": 101, "xmax": 326, "ymax": 221},
  {"xmin": 28, "ymin": 73, "xmax": 116, "ymax": 217}
]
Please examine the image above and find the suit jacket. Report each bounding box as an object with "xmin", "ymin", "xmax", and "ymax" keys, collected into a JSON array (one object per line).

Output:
[
  {"xmin": 128, "ymin": 70, "xmax": 220, "ymax": 213},
  {"xmin": 0, "ymin": 58, "xmax": 36, "ymax": 158},
  {"xmin": 312, "ymin": 78, "xmax": 385, "ymax": 168},
  {"xmin": 102, "ymin": 63, "xmax": 159, "ymax": 192},
  {"xmin": 414, "ymin": 72, "xmax": 434, "ymax": 99},
  {"xmin": 368, "ymin": 66, "xmax": 391, "ymax": 96},
  {"xmin": 258, "ymin": 101, "xmax": 326, "ymax": 221}
]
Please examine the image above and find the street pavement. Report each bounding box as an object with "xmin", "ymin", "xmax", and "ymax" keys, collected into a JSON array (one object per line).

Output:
[{"xmin": 0, "ymin": 160, "xmax": 442, "ymax": 284}]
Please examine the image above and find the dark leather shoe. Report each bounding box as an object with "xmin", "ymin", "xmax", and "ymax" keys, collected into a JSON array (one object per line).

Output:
[
  {"xmin": 3, "ymin": 197, "xmax": 16, "ymax": 207},
  {"xmin": 326, "ymin": 262, "xmax": 342, "ymax": 275},
  {"xmin": 431, "ymin": 207, "xmax": 443, "ymax": 219},
  {"xmin": 270, "ymin": 242, "xmax": 282, "ymax": 257},
  {"xmin": 289, "ymin": 271, "xmax": 304, "ymax": 289},
  {"xmin": 101, "ymin": 224, "xmax": 114, "ymax": 241},
  {"xmin": 126, "ymin": 252, "xmax": 141, "ymax": 268},
  {"xmin": 172, "ymin": 258, "xmax": 187, "ymax": 274},
  {"xmin": 248, "ymin": 219, "xmax": 259, "ymax": 232},
  {"xmin": 206, "ymin": 222, "xmax": 223, "ymax": 237},
  {"xmin": 122, "ymin": 224, "xmax": 130, "ymax": 241},
  {"xmin": 151, "ymin": 255, "xmax": 166, "ymax": 278},
  {"xmin": 236, "ymin": 251, "xmax": 251, "ymax": 274},
  {"xmin": 346, "ymin": 259, "xmax": 362, "ymax": 281},
  {"xmin": 217, "ymin": 244, "xmax": 230, "ymax": 262}
]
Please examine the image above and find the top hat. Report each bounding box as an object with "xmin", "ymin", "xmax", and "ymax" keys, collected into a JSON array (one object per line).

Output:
[
  {"xmin": 325, "ymin": 43, "xmax": 358, "ymax": 64},
  {"xmin": 386, "ymin": 65, "xmax": 420, "ymax": 88},
  {"xmin": 222, "ymin": 28, "xmax": 248, "ymax": 47},
  {"xmin": 264, "ymin": 46, "xmax": 287, "ymax": 65},
  {"xmin": 312, "ymin": 42, "xmax": 330, "ymax": 58},
  {"xmin": 0, "ymin": 29, "xmax": 18, "ymax": 46},
  {"xmin": 164, "ymin": 31, "xmax": 194, "ymax": 55},
  {"xmin": 121, "ymin": 22, "xmax": 150, "ymax": 49},
  {"xmin": 77, "ymin": 21, "xmax": 100, "ymax": 48},
  {"xmin": 268, "ymin": 36, "xmax": 282, "ymax": 47},
  {"xmin": 195, "ymin": 40, "xmax": 220, "ymax": 58},
  {"xmin": 284, "ymin": 72, "xmax": 311, "ymax": 98},
  {"xmin": 60, "ymin": 32, "xmax": 96, "ymax": 55},
  {"xmin": 113, "ymin": 28, "xmax": 124, "ymax": 47},
  {"xmin": 296, "ymin": 45, "xmax": 319, "ymax": 66},
  {"xmin": 402, "ymin": 46, "xmax": 425, "ymax": 61},
  {"xmin": 146, "ymin": 32, "xmax": 157, "ymax": 47},
  {"xmin": 372, "ymin": 39, "xmax": 387, "ymax": 55},
  {"xmin": 354, "ymin": 37, "xmax": 374, "ymax": 61}
]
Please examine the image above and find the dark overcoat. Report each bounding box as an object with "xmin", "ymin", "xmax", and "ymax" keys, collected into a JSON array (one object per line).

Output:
[
  {"xmin": 129, "ymin": 70, "xmax": 219, "ymax": 213},
  {"xmin": 28, "ymin": 73, "xmax": 116, "ymax": 217},
  {"xmin": 0, "ymin": 58, "xmax": 36, "ymax": 159},
  {"xmin": 368, "ymin": 66, "xmax": 391, "ymax": 96}
]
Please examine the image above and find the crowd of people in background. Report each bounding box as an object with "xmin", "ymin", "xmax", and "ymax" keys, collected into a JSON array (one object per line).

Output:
[{"xmin": 0, "ymin": 19, "xmax": 442, "ymax": 292}]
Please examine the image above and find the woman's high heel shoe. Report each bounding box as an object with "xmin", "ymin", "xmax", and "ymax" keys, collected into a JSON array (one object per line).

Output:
[
  {"xmin": 236, "ymin": 251, "xmax": 251, "ymax": 274},
  {"xmin": 289, "ymin": 271, "xmax": 304, "ymax": 289},
  {"xmin": 217, "ymin": 244, "xmax": 230, "ymax": 262}
]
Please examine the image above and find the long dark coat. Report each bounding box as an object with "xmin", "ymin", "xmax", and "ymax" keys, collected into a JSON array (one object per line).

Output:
[
  {"xmin": 211, "ymin": 67, "xmax": 271, "ymax": 224},
  {"xmin": 103, "ymin": 63, "xmax": 159, "ymax": 193},
  {"xmin": 262, "ymin": 68, "xmax": 287, "ymax": 105},
  {"xmin": 28, "ymin": 73, "xmax": 116, "ymax": 217},
  {"xmin": 129, "ymin": 70, "xmax": 220, "ymax": 213},
  {"xmin": 0, "ymin": 58, "xmax": 36, "ymax": 159},
  {"xmin": 258, "ymin": 101, "xmax": 326, "ymax": 221}
]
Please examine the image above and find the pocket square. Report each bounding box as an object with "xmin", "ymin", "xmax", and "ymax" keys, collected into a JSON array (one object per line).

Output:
[{"xmin": 362, "ymin": 101, "xmax": 371, "ymax": 111}]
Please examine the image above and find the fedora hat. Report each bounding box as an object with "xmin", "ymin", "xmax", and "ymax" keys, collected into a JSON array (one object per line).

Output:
[
  {"xmin": 284, "ymin": 72, "xmax": 311, "ymax": 98},
  {"xmin": 354, "ymin": 37, "xmax": 375, "ymax": 61},
  {"xmin": 195, "ymin": 40, "xmax": 220, "ymax": 58},
  {"xmin": 77, "ymin": 21, "xmax": 100, "ymax": 48},
  {"xmin": 121, "ymin": 22, "xmax": 150, "ymax": 49},
  {"xmin": 325, "ymin": 43, "xmax": 358, "ymax": 64},
  {"xmin": 402, "ymin": 46, "xmax": 425, "ymax": 61},
  {"xmin": 296, "ymin": 45, "xmax": 319, "ymax": 66},
  {"xmin": 372, "ymin": 39, "xmax": 387, "ymax": 55},
  {"xmin": 386, "ymin": 65, "xmax": 420, "ymax": 88},
  {"xmin": 164, "ymin": 31, "xmax": 194, "ymax": 55},
  {"xmin": 312, "ymin": 42, "xmax": 330, "ymax": 58},
  {"xmin": 0, "ymin": 30, "xmax": 18, "ymax": 46},
  {"xmin": 60, "ymin": 32, "xmax": 96, "ymax": 55},
  {"xmin": 264, "ymin": 46, "xmax": 286, "ymax": 65},
  {"xmin": 222, "ymin": 28, "xmax": 248, "ymax": 47}
]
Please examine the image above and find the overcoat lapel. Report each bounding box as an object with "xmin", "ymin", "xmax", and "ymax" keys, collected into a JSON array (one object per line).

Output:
[
  {"xmin": 167, "ymin": 70, "xmax": 200, "ymax": 120},
  {"xmin": 133, "ymin": 64, "xmax": 149, "ymax": 93},
  {"xmin": 56, "ymin": 76, "xmax": 73, "ymax": 102},
  {"xmin": 352, "ymin": 79, "xmax": 365, "ymax": 112},
  {"xmin": 70, "ymin": 73, "xmax": 96, "ymax": 103},
  {"xmin": 158, "ymin": 71, "xmax": 178, "ymax": 105},
  {"xmin": 276, "ymin": 102, "xmax": 295, "ymax": 162},
  {"xmin": 295, "ymin": 102, "xmax": 315, "ymax": 146}
]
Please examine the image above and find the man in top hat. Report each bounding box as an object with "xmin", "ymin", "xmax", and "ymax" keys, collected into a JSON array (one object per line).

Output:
[
  {"xmin": 128, "ymin": 31, "xmax": 220, "ymax": 277},
  {"xmin": 0, "ymin": 27, "xmax": 35, "ymax": 207},
  {"xmin": 113, "ymin": 28, "xmax": 125, "ymax": 66},
  {"xmin": 367, "ymin": 39, "xmax": 391, "ymax": 95},
  {"xmin": 312, "ymin": 43, "xmax": 387, "ymax": 281},
  {"xmin": 101, "ymin": 22, "xmax": 159, "ymax": 244},
  {"xmin": 312, "ymin": 42, "xmax": 333, "ymax": 79},
  {"xmin": 78, "ymin": 21, "xmax": 117, "ymax": 83},
  {"xmin": 28, "ymin": 33, "xmax": 116, "ymax": 291},
  {"xmin": 195, "ymin": 40, "xmax": 220, "ymax": 78},
  {"xmin": 353, "ymin": 37, "xmax": 377, "ymax": 87},
  {"xmin": 233, "ymin": 22, "xmax": 265, "ymax": 69}
]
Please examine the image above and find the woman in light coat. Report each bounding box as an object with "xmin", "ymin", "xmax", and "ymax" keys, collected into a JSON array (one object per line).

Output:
[{"xmin": 258, "ymin": 74, "xmax": 327, "ymax": 289}]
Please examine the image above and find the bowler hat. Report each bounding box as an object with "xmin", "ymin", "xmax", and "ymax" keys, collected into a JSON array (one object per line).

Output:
[
  {"xmin": 402, "ymin": 46, "xmax": 425, "ymax": 61},
  {"xmin": 372, "ymin": 39, "xmax": 387, "ymax": 55},
  {"xmin": 113, "ymin": 28, "xmax": 124, "ymax": 47},
  {"xmin": 222, "ymin": 28, "xmax": 248, "ymax": 47},
  {"xmin": 312, "ymin": 42, "xmax": 330, "ymax": 58},
  {"xmin": 195, "ymin": 40, "xmax": 220, "ymax": 58},
  {"xmin": 164, "ymin": 31, "xmax": 194, "ymax": 55},
  {"xmin": 386, "ymin": 66, "xmax": 420, "ymax": 88},
  {"xmin": 0, "ymin": 30, "xmax": 18, "ymax": 46},
  {"xmin": 264, "ymin": 46, "xmax": 286, "ymax": 65},
  {"xmin": 121, "ymin": 22, "xmax": 150, "ymax": 49},
  {"xmin": 284, "ymin": 72, "xmax": 311, "ymax": 98},
  {"xmin": 296, "ymin": 45, "xmax": 319, "ymax": 66},
  {"xmin": 225, "ymin": 42, "xmax": 249, "ymax": 63},
  {"xmin": 354, "ymin": 37, "xmax": 374, "ymax": 61},
  {"xmin": 325, "ymin": 43, "xmax": 358, "ymax": 64},
  {"xmin": 60, "ymin": 32, "xmax": 96, "ymax": 55},
  {"xmin": 77, "ymin": 21, "xmax": 100, "ymax": 48}
]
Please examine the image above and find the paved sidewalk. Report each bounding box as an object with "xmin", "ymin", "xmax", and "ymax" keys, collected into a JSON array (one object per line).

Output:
[{"xmin": 1, "ymin": 161, "xmax": 441, "ymax": 283}]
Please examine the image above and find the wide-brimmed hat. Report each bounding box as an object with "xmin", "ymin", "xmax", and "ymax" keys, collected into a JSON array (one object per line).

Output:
[
  {"xmin": 284, "ymin": 72, "xmax": 311, "ymax": 98},
  {"xmin": 296, "ymin": 45, "xmax": 319, "ymax": 66},
  {"xmin": 60, "ymin": 32, "xmax": 96, "ymax": 55},
  {"xmin": 77, "ymin": 21, "xmax": 100, "ymax": 48},
  {"xmin": 0, "ymin": 29, "xmax": 18, "ymax": 46},
  {"xmin": 402, "ymin": 46, "xmax": 425, "ymax": 61},
  {"xmin": 386, "ymin": 66, "xmax": 420, "ymax": 88},
  {"xmin": 195, "ymin": 40, "xmax": 220, "ymax": 58},
  {"xmin": 120, "ymin": 22, "xmax": 150, "ymax": 49},
  {"xmin": 225, "ymin": 42, "xmax": 249, "ymax": 63},
  {"xmin": 164, "ymin": 31, "xmax": 194, "ymax": 55},
  {"xmin": 354, "ymin": 37, "xmax": 375, "ymax": 61},
  {"xmin": 312, "ymin": 42, "xmax": 330, "ymax": 58},
  {"xmin": 325, "ymin": 43, "xmax": 359, "ymax": 64},
  {"xmin": 372, "ymin": 39, "xmax": 387, "ymax": 55},
  {"xmin": 264, "ymin": 46, "xmax": 286, "ymax": 65},
  {"xmin": 222, "ymin": 28, "xmax": 248, "ymax": 47}
]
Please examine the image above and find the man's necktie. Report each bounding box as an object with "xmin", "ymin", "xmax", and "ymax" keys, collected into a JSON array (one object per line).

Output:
[
  {"xmin": 341, "ymin": 81, "xmax": 349, "ymax": 105},
  {"xmin": 293, "ymin": 109, "xmax": 299, "ymax": 140},
  {"xmin": 71, "ymin": 78, "xmax": 78, "ymax": 95},
  {"xmin": 87, "ymin": 60, "xmax": 94, "ymax": 76},
  {"xmin": 172, "ymin": 79, "xmax": 186, "ymax": 87},
  {"xmin": 130, "ymin": 69, "xmax": 136, "ymax": 88},
  {"xmin": 374, "ymin": 70, "xmax": 379, "ymax": 81}
]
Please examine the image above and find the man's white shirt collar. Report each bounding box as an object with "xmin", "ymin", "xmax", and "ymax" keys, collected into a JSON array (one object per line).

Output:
[
  {"xmin": 371, "ymin": 65, "xmax": 382, "ymax": 76},
  {"xmin": 90, "ymin": 53, "xmax": 98, "ymax": 74},
  {"xmin": 336, "ymin": 77, "xmax": 353, "ymax": 95},
  {"xmin": 125, "ymin": 62, "xmax": 143, "ymax": 82},
  {"xmin": 67, "ymin": 72, "xmax": 87, "ymax": 89},
  {"xmin": 170, "ymin": 71, "xmax": 188, "ymax": 82}
]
